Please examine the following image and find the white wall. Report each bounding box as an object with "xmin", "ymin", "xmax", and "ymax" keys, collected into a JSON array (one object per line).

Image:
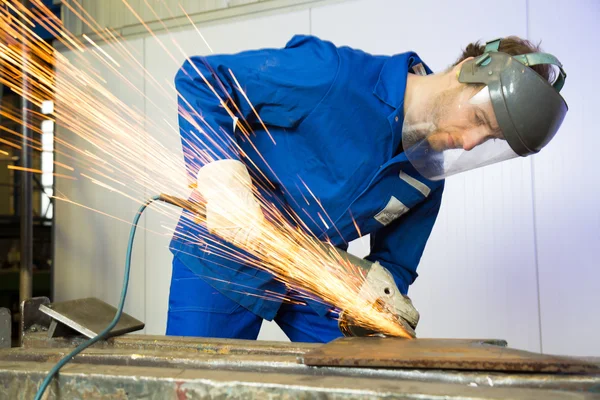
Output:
[
  {"xmin": 59, "ymin": 0, "xmax": 326, "ymax": 37},
  {"xmin": 54, "ymin": 0, "xmax": 600, "ymax": 354},
  {"xmin": 54, "ymin": 38, "xmax": 148, "ymax": 328},
  {"xmin": 527, "ymin": 0, "xmax": 600, "ymax": 356}
]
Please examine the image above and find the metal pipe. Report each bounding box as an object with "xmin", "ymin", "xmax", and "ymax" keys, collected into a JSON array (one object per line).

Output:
[{"xmin": 19, "ymin": 0, "xmax": 33, "ymax": 306}]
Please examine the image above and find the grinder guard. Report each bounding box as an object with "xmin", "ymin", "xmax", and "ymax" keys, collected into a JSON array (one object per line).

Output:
[{"xmin": 338, "ymin": 262, "xmax": 420, "ymax": 339}]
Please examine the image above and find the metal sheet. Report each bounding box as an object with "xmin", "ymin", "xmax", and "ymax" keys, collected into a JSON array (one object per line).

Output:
[
  {"xmin": 302, "ymin": 337, "xmax": 600, "ymax": 374},
  {"xmin": 1, "ymin": 360, "xmax": 598, "ymax": 400},
  {"xmin": 0, "ymin": 308, "xmax": 10, "ymax": 349},
  {"xmin": 38, "ymin": 297, "xmax": 144, "ymax": 339}
]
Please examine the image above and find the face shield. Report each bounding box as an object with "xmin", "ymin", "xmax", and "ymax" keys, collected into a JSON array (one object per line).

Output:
[
  {"xmin": 402, "ymin": 85, "xmax": 518, "ymax": 180},
  {"xmin": 402, "ymin": 39, "xmax": 568, "ymax": 181}
]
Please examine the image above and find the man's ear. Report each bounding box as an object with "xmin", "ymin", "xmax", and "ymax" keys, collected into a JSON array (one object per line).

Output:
[{"xmin": 453, "ymin": 56, "xmax": 474, "ymax": 79}]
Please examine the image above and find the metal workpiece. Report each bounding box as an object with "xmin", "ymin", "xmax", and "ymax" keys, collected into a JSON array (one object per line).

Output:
[
  {"xmin": 1, "ymin": 360, "xmax": 599, "ymax": 400},
  {"xmin": 38, "ymin": 297, "xmax": 145, "ymax": 339},
  {"xmin": 302, "ymin": 337, "xmax": 600, "ymax": 374}
]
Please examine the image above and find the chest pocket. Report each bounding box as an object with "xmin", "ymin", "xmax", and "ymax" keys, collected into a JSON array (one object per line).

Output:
[
  {"xmin": 373, "ymin": 195, "xmax": 410, "ymax": 226},
  {"xmin": 373, "ymin": 170, "xmax": 432, "ymax": 226},
  {"xmin": 321, "ymin": 165, "xmax": 433, "ymax": 245}
]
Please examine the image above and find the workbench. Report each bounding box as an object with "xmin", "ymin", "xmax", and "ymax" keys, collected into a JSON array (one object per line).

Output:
[{"xmin": 0, "ymin": 297, "xmax": 599, "ymax": 399}]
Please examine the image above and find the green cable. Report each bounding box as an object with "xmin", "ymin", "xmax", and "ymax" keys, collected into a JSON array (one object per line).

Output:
[{"xmin": 34, "ymin": 195, "xmax": 161, "ymax": 400}]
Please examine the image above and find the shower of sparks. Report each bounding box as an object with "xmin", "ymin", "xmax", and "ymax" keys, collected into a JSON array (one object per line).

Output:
[{"xmin": 0, "ymin": 0, "xmax": 411, "ymax": 337}]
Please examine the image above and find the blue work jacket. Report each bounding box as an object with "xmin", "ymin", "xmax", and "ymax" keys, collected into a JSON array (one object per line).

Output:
[{"xmin": 169, "ymin": 35, "xmax": 445, "ymax": 320}]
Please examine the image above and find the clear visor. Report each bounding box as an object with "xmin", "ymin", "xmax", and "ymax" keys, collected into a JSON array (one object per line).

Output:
[{"xmin": 402, "ymin": 85, "xmax": 518, "ymax": 180}]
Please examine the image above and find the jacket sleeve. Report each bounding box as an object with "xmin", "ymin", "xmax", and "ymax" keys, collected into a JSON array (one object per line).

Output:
[
  {"xmin": 365, "ymin": 184, "xmax": 445, "ymax": 294},
  {"xmin": 174, "ymin": 34, "xmax": 339, "ymax": 182}
]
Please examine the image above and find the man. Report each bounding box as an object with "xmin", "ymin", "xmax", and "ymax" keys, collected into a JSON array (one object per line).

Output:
[{"xmin": 167, "ymin": 35, "xmax": 567, "ymax": 342}]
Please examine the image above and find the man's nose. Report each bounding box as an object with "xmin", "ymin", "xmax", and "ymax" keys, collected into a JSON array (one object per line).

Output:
[{"xmin": 462, "ymin": 130, "xmax": 487, "ymax": 151}]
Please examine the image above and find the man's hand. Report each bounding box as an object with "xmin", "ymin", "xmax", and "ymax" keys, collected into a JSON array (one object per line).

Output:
[
  {"xmin": 195, "ymin": 159, "xmax": 265, "ymax": 252},
  {"xmin": 339, "ymin": 261, "xmax": 420, "ymax": 338},
  {"xmin": 359, "ymin": 262, "xmax": 420, "ymax": 332}
]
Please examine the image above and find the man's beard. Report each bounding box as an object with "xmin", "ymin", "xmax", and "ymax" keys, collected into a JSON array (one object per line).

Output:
[{"xmin": 402, "ymin": 86, "xmax": 463, "ymax": 152}]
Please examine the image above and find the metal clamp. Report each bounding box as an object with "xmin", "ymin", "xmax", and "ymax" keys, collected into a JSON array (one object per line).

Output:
[{"xmin": 20, "ymin": 297, "xmax": 51, "ymax": 345}]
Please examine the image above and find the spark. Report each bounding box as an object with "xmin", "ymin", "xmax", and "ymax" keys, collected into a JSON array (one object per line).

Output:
[
  {"xmin": 0, "ymin": 136, "xmax": 21, "ymax": 149},
  {"xmin": 179, "ymin": 4, "xmax": 213, "ymax": 53},
  {"xmin": 0, "ymin": 0, "xmax": 411, "ymax": 338},
  {"xmin": 6, "ymin": 165, "xmax": 76, "ymax": 180},
  {"xmin": 7, "ymin": 165, "xmax": 43, "ymax": 173},
  {"xmin": 53, "ymin": 160, "xmax": 75, "ymax": 171},
  {"xmin": 349, "ymin": 209, "xmax": 362, "ymax": 237}
]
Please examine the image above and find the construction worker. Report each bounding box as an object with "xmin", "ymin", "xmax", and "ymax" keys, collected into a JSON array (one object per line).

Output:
[{"xmin": 166, "ymin": 35, "xmax": 567, "ymax": 342}]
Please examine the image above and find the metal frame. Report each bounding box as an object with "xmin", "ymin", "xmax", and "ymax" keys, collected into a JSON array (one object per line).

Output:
[
  {"xmin": 0, "ymin": 308, "xmax": 10, "ymax": 349},
  {"xmin": 19, "ymin": 0, "xmax": 33, "ymax": 308}
]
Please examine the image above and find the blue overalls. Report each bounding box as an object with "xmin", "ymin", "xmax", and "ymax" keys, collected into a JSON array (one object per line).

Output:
[{"xmin": 167, "ymin": 35, "xmax": 445, "ymax": 342}]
